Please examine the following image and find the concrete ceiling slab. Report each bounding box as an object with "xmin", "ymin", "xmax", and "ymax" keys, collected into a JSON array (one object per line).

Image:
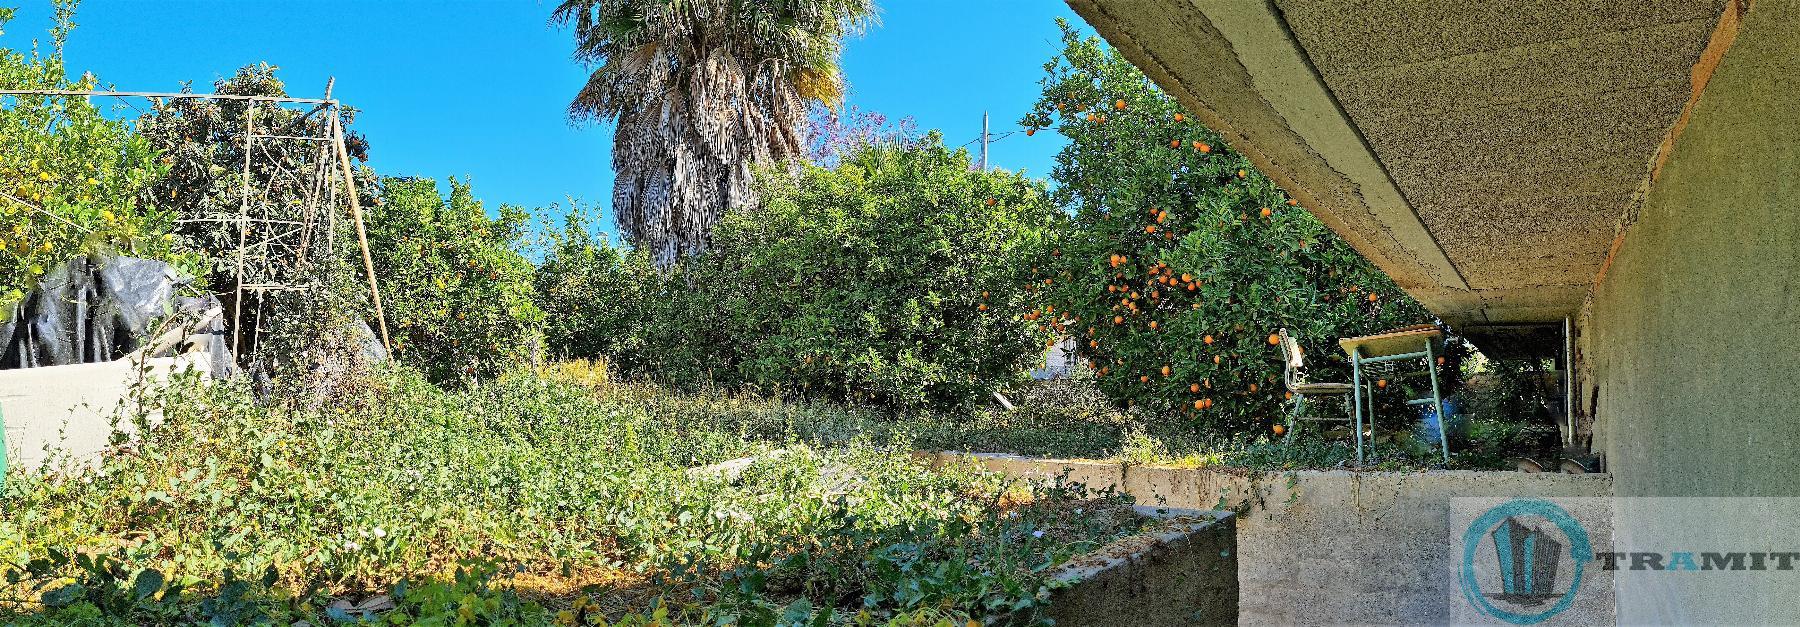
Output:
[{"xmin": 1068, "ymin": 0, "xmax": 1729, "ymax": 352}]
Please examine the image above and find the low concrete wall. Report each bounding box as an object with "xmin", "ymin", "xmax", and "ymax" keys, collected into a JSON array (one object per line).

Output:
[
  {"xmin": 1044, "ymin": 506, "xmax": 1237, "ymax": 626},
  {"xmin": 931, "ymin": 452, "xmax": 1613, "ymax": 625},
  {"xmin": 0, "ymin": 354, "xmax": 212, "ymax": 470}
]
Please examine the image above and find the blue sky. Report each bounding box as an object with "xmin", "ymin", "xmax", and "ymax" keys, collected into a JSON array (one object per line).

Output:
[{"xmin": 4, "ymin": 1, "xmax": 1084, "ymax": 235}]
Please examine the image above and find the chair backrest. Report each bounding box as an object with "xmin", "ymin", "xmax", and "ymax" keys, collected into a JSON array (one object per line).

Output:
[{"xmin": 1278, "ymin": 328, "xmax": 1306, "ymax": 390}]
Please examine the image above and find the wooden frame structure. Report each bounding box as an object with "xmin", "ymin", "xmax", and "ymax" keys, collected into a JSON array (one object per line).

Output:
[{"xmin": 0, "ymin": 84, "xmax": 390, "ymax": 361}]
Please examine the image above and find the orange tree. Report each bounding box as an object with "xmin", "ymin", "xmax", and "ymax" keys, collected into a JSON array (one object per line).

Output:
[
  {"xmin": 1020, "ymin": 20, "xmax": 1429, "ymax": 433},
  {"xmin": 365, "ymin": 177, "xmax": 543, "ymax": 383}
]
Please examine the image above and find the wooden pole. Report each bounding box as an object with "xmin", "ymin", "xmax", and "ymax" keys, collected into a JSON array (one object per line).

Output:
[
  {"xmin": 231, "ymin": 105, "xmax": 256, "ymax": 357},
  {"xmin": 980, "ymin": 111, "xmax": 990, "ymax": 170},
  {"xmin": 329, "ymin": 113, "xmax": 391, "ymax": 352}
]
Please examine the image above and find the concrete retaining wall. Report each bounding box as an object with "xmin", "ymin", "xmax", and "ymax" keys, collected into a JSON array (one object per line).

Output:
[
  {"xmin": 930, "ymin": 452, "xmax": 1613, "ymax": 625},
  {"xmin": 1043, "ymin": 506, "xmax": 1237, "ymax": 626}
]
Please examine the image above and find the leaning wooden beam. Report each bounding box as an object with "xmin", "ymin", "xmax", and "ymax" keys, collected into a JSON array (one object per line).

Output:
[{"xmin": 329, "ymin": 113, "xmax": 392, "ymax": 352}]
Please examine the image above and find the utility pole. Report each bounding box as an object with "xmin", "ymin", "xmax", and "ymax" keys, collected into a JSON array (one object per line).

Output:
[{"xmin": 980, "ymin": 111, "xmax": 989, "ymax": 170}]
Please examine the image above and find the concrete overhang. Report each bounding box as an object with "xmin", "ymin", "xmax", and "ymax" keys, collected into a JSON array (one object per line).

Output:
[{"xmin": 1067, "ymin": 0, "xmax": 1735, "ymax": 353}]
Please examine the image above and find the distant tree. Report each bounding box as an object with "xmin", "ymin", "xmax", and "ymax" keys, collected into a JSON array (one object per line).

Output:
[
  {"xmin": 552, "ymin": 0, "xmax": 876, "ymax": 267},
  {"xmin": 804, "ymin": 103, "xmax": 920, "ymax": 167}
]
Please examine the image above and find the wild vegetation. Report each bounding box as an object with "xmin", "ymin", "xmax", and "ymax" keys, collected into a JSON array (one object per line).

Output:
[
  {"xmin": 0, "ymin": 4, "xmax": 1554, "ymax": 625},
  {"xmin": 0, "ymin": 366, "xmax": 1159, "ymax": 625}
]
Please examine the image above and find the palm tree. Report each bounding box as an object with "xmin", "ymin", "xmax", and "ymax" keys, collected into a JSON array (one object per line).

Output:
[{"xmin": 553, "ymin": 0, "xmax": 875, "ymax": 268}]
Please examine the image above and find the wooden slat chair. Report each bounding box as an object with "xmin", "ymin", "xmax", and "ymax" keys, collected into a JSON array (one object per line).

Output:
[{"xmin": 1279, "ymin": 328, "xmax": 1353, "ymax": 436}]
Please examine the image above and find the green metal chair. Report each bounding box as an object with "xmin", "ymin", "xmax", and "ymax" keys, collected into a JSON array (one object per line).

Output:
[{"xmin": 1278, "ymin": 328, "xmax": 1354, "ymax": 438}]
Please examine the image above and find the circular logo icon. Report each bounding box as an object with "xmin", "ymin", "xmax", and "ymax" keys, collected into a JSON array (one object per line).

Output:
[{"xmin": 1460, "ymin": 499, "xmax": 1590, "ymax": 624}]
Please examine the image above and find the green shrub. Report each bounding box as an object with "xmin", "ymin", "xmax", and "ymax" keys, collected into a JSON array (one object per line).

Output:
[
  {"xmin": 1020, "ymin": 20, "xmax": 1432, "ymax": 433},
  {"xmin": 368, "ymin": 177, "xmax": 544, "ymax": 382},
  {"xmin": 539, "ymin": 138, "xmax": 1060, "ymax": 411}
]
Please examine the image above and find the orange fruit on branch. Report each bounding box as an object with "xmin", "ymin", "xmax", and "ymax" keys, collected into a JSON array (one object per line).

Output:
[
  {"xmin": 1273, "ymin": 424, "xmax": 1286, "ymax": 435},
  {"xmin": 1268, "ymin": 333, "xmax": 1280, "ymax": 346},
  {"xmin": 1114, "ymin": 99, "xmax": 1127, "ymax": 110},
  {"xmin": 1173, "ymin": 112, "xmax": 1185, "ymax": 122}
]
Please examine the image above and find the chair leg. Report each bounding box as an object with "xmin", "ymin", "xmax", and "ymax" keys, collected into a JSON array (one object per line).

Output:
[
  {"xmin": 1427, "ymin": 340, "xmax": 1447, "ymax": 463},
  {"xmin": 1351, "ymin": 348, "xmax": 1364, "ymax": 463}
]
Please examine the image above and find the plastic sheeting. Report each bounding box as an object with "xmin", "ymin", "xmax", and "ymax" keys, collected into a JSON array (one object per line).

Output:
[{"xmin": 0, "ymin": 255, "xmax": 234, "ymax": 374}]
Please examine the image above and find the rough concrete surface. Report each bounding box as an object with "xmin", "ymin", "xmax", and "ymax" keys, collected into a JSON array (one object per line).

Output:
[
  {"xmin": 0, "ymin": 354, "xmax": 212, "ymax": 470},
  {"xmin": 1042, "ymin": 506, "xmax": 1238, "ymax": 626},
  {"xmin": 1068, "ymin": 0, "xmax": 1731, "ymax": 345},
  {"xmin": 931, "ymin": 452, "xmax": 1613, "ymax": 625},
  {"xmin": 1581, "ymin": 2, "xmax": 1800, "ymax": 501}
]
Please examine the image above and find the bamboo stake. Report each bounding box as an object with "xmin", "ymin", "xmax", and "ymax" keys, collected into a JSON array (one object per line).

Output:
[
  {"xmin": 329, "ymin": 113, "xmax": 391, "ymax": 352},
  {"xmin": 231, "ymin": 105, "xmax": 256, "ymax": 357}
]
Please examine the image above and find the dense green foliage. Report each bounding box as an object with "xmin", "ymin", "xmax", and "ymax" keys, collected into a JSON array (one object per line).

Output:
[
  {"xmin": 0, "ymin": 366, "xmax": 1155, "ymax": 625},
  {"xmin": 0, "ymin": 4, "xmax": 193, "ymax": 306},
  {"xmin": 538, "ymin": 138, "xmax": 1060, "ymax": 411},
  {"xmin": 369, "ymin": 178, "xmax": 544, "ymax": 382},
  {"xmin": 1019, "ymin": 21, "xmax": 1432, "ymax": 433}
]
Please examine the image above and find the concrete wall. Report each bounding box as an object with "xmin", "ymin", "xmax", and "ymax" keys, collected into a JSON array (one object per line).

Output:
[
  {"xmin": 0, "ymin": 354, "xmax": 212, "ymax": 470},
  {"xmin": 1580, "ymin": 3, "xmax": 1800, "ymax": 497},
  {"xmin": 931, "ymin": 452, "xmax": 1612, "ymax": 625},
  {"xmin": 1043, "ymin": 507, "xmax": 1237, "ymax": 626}
]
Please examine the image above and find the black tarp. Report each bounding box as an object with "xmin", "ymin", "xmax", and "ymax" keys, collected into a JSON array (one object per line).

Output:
[{"xmin": 1, "ymin": 255, "xmax": 234, "ymax": 374}]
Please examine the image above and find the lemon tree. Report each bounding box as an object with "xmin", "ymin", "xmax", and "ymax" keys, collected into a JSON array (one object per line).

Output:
[{"xmin": 0, "ymin": 5, "xmax": 192, "ymax": 307}]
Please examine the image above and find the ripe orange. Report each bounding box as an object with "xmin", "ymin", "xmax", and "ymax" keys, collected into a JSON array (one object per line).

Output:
[
  {"xmin": 1114, "ymin": 99, "xmax": 1127, "ymax": 110},
  {"xmin": 1181, "ymin": 273, "xmax": 1193, "ymax": 282},
  {"xmin": 1148, "ymin": 320, "xmax": 1159, "ymax": 330},
  {"xmin": 1273, "ymin": 424, "xmax": 1286, "ymax": 435},
  {"xmin": 1268, "ymin": 333, "xmax": 1280, "ymax": 346},
  {"xmin": 1437, "ymin": 356, "xmax": 1446, "ymax": 365},
  {"xmin": 1187, "ymin": 283, "xmax": 1197, "ymax": 291},
  {"xmin": 982, "ymin": 291, "xmax": 989, "ymax": 298},
  {"xmin": 1286, "ymin": 199, "xmax": 1298, "ymax": 206},
  {"xmin": 1367, "ymin": 292, "xmax": 1379, "ymax": 302},
  {"xmin": 1170, "ymin": 139, "xmax": 1181, "ymax": 149},
  {"xmin": 1155, "ymin": 213, "xmax": 1166, "ymax": 224},
  {"xmin": 1213, "ymin": 355, "xmax": 1222, "ymax": 365},
  {"xmin": 1248, "ymin": 383, "xmax": 1258, "ymax": 393},
  {"xmin": 1086, "ymin": 113, "xmax": 1096, "ymax": 122},
  {"xmin": 1194, "ymin": 399, "xmax": 1204, "ymax": 410},
  {"xmin": 1376, "ymin": 379, "xmax": 1389, "ymax": 389},
  {"xmin": 1056, "ymin": 103, "xmax": 1064, "ymax": 111},
  {"xmin": 1237, "ymin": 169, "xmax": 1247, "ymax": 178},
  {"xmin": 1161, "ymin": 365, "xmax": 1172, "ymax": 377},
  {"xmin": 1113, "ymin": 315, "xmax": 1124, "ymax": 324},
  {"xmin": 977, "ymin": 303, "xmax": 988, "ymax": 311},
  {"xmin": 1173, "ymin": 112, "xmax": 1185, "ymax": 122},
  {"xmin": 1203, "ymin": 334, "xmax": 1215, "ymax": 345},
  {"xmin": 1140, "ymin": 375, "xmax": 1151, "ymax": 383},
  {"xmin": 1285, "ymin": 391, "xmax": 1294, "ymax": 400},
  {"xmin": 1145, "ymin": 225, "xmax": 1156, "ymax": 234},
  {"xmin": 1203, "ymin": 398, "xmax": 1214, "ymax": 409},
  {"xmin": 1026, "ymin": 128, "xmax": 1036, "ymax": 136},
  {"xmin": 1260, "ymin": 207, "xmax": 1272, "ymax": 218},
  {"xmin": 1190, "ymin": 383, "xmax": 1201, "ymax": 393},
  {"xmin": 985, "ymin": 198, "xmax": 996, "ymax": 206}
]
